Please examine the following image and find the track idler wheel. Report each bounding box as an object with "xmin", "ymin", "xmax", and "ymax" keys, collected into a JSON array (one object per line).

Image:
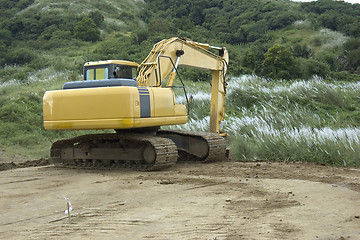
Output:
[{"xmin": 143, "ymin": 145, "xmax": 156, "ymax": 163}]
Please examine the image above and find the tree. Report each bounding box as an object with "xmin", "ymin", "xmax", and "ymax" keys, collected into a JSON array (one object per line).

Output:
[
  {"xmin": 268, "ymin": 11, "xmax": 300, "ymax": 30},
  {"xmin": 338, "ymin": 38, "xmax": 360, "ymax": 73},
  {"xmin": 242, "ymin": 44, "xmax": 267, "ymax": 73},
  {"xmin": 189, "ymin": 0, "xmax": 207, "ymax": 25},
  {"xmin": 74, "ymin": 17, "xmax": 100, "ymax": 42},
  {"xmin": 0, "ymin": 29, "xmax": 12, "ymax": 45},
  {"xmin": 318, "ymin": 10, "xmax": 339, "ymax": 31},
  {"xmin": 130, "ymin": 29, "xmax": 149, "ymax": 45},
  {"xmin": 0, "ymin": 40, "xmax": 6, "ymax": 66},
  {"xmin": 262, "ymin": 44, "xmax": 296, "ymax": 79},
  {"xmin": 291, "ymin": 43, "xmax": 312, "ymax": 58},
  {"xmin": 89, "ymin": 11, "xmax": 104, "ymax": 27},
  {"xmin": 148, "ymin": 18, "xmax": 169, "ymax": 33}
]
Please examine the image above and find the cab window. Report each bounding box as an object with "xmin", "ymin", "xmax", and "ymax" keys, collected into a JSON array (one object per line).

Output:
[
  {"xmin": 113, "ymin": 65, "xmax": 137, "ymax": 79},
  {"xmin": 86, "ymin": 68, "xmax": 109, "ymax": 80}
]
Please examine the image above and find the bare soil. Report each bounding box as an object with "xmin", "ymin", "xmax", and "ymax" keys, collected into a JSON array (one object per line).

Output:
[{"xmin": 0, "ymin": 158, "xmax": 359, "ymax": 240}]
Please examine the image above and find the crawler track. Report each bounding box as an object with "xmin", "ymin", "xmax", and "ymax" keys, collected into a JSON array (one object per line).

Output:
[
  {"xmin": 50, "ymin": 130, "xmax": 226, "ymax": 171},
  {"xmin": 51, "ymin": 133, "xmax": 177, "ymax": 171},
  {"xmin": 157, "ymin": 130, "xmax": 226, "ymax": 162}
]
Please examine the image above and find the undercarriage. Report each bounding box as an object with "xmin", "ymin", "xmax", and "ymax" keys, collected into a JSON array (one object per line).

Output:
[{"xmin": 50, "ymin": 130, "xmax": 226, "ymax": 171}]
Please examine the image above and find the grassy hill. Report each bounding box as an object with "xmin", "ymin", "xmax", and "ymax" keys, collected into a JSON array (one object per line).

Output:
[{"xmin": 0, "ymin": 0, "xmax": 359, "ymax": 166}]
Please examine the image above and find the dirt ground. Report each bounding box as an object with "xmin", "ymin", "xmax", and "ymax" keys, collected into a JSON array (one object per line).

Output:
[{"xmin": 0, "ymin": 157, "xmax": 360, "ymax": 240}]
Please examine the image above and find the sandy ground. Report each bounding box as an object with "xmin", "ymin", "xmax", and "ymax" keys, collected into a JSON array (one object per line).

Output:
[{"xmin": 0, "ymin": 159, "xmax": 359, "ymax": 240}]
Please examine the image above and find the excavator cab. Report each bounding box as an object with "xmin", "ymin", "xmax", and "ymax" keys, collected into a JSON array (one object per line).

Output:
[
  {"xmin": 83, "ymin": 60, "xmax": 138, "ymax": 80},
  {"xmin": 62, "ymin": 60, "xmax": 139, "ymax": 90}
]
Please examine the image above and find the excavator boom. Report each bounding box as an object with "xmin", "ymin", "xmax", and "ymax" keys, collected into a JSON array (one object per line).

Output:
[{"xmin": 137, "ymin": 37, "xmax": 229, "ymax": 133}]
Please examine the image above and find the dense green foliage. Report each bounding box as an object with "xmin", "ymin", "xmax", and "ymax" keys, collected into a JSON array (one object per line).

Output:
[
  {"xmin": 1, "ymin": 0, "xmax": 360, "ymax": 79},
  {"xmin": 303, "ymin": 0, "xmax": 360, "ymax": 38},
  {"xmin": 0, "ymin": 0, "xmax": 359, "ymax": 166},
  {"xmin": 138, "ymin": 0, "xmax": 360, "ymax": 79}
]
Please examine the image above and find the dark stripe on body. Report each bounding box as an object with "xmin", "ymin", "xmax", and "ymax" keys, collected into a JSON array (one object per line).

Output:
[{"xmin": 138, "ymin": 87, "xmax": 151, "ymax": 118}]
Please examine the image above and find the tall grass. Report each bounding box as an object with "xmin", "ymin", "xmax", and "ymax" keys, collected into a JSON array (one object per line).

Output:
[{"xmin": 173, "ymin": 75, "xmax": 360, "ymax": 166}]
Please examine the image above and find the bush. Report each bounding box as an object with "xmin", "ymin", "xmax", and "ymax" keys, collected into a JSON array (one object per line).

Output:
[
  {"xmin": 89, "ymin": 11, "xmax": 104, "ymax": 27},
  {"xmin": 295, "ymin": 58, "xmax": 330, "ymax": 79},
  {"xmin": 148, "ymin": 18, "xmax": 170, "ymax": 33},
  {"xmin": 74, "ymin": 17, "xmax": 100, "ymax": 42},
  {"xmin": 131, "ymin": 29, "xmax": 149, "ymax": 45},
  {"xmin": 291, "ymin": 43, "xmax": 312, "ymax": 58},
  {"xmin": 5, "ymin": 48, "xmax": 37, "ymax": 65},
  {"xmin": 51, "ymin": 30, "xmax": 73, "ymax": 41},
  {"xmin": 90, "ymin": 37, "xmax": 131, "ymax": 61},
  {"xmin": 261, "ymin": 44, "xmax": 296, "ymax": 79},
  {"xmin": 329, "ymin": 71, "xmax": 359, "ymax": 82}
]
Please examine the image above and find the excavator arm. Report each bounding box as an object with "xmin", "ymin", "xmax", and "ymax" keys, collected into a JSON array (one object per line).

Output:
[{"xmin": 137, "ymin": 37, "xmax": 229, "ymax": 133}]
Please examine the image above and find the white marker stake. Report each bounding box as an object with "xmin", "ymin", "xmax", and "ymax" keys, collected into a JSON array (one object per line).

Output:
[
  {"xmin": 64, "ymin": 197, "xmax": 72, "ymax": 221},
  {"xmin": 67, "ymin": 201, "xmax": 71, "ymax": 221}
]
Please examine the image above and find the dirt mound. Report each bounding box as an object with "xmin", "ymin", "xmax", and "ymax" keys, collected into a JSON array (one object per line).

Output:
[
  {"xmin": 0, "ymin": 158, "xmax": 50, "ymax": 171},
  {"xmin": 0, "ymin": 162, "xmax": 17, "ymax": 171}
]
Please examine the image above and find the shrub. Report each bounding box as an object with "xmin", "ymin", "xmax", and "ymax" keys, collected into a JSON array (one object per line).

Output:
[
  {"xmin": 131, "ymin": 29, "xmax": 149, "ymax": 45},
  {"xmin": 5, "ymin": 48, "xmax": 37, "ymax": 65},
  {"xmin": 148, "ymin": 18, "xmax": 170, "ymax": 33},
  {"xmin": 329, "ymin": 71, "xmax": 359, "ymax": 82},
  {"xmin": 74, "ymin": 17, "xmax": 100, "ymax": 42},
  {"xmin": 89, "ymin": 11, "xmax": 104, "ymax": 27},
  {"xmin": 291, "ymin": 43, "xmax": 312, "ymax": 58},
  {"xmin": 262, "ymin": 44, "xmax": 296, "ymax": 79},
  {"xmin": 295, "ymin": 58, "xmax": 330, "ymax": 79}
]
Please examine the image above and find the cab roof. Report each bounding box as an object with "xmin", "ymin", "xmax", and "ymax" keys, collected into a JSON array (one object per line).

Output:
[{"xmin": 84, "ymin": 60, "xmax": 139, "ymax": 67}]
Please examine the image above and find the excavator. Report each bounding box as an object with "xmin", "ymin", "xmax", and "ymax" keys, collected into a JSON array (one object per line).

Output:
[{"xmin": 42, "ymin": 37, "xmax": 229, "ymax": 170}]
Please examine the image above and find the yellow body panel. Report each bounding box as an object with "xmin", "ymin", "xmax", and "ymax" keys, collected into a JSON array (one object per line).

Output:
[{"xmin": 43, "ymin": 86, "xmax": 187, "ymax": 130}]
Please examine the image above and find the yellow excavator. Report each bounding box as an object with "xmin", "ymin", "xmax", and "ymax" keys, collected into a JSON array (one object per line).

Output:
[{"xmin": 43, "ymin": 37, "xmax": 229, "ymax": 170}]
